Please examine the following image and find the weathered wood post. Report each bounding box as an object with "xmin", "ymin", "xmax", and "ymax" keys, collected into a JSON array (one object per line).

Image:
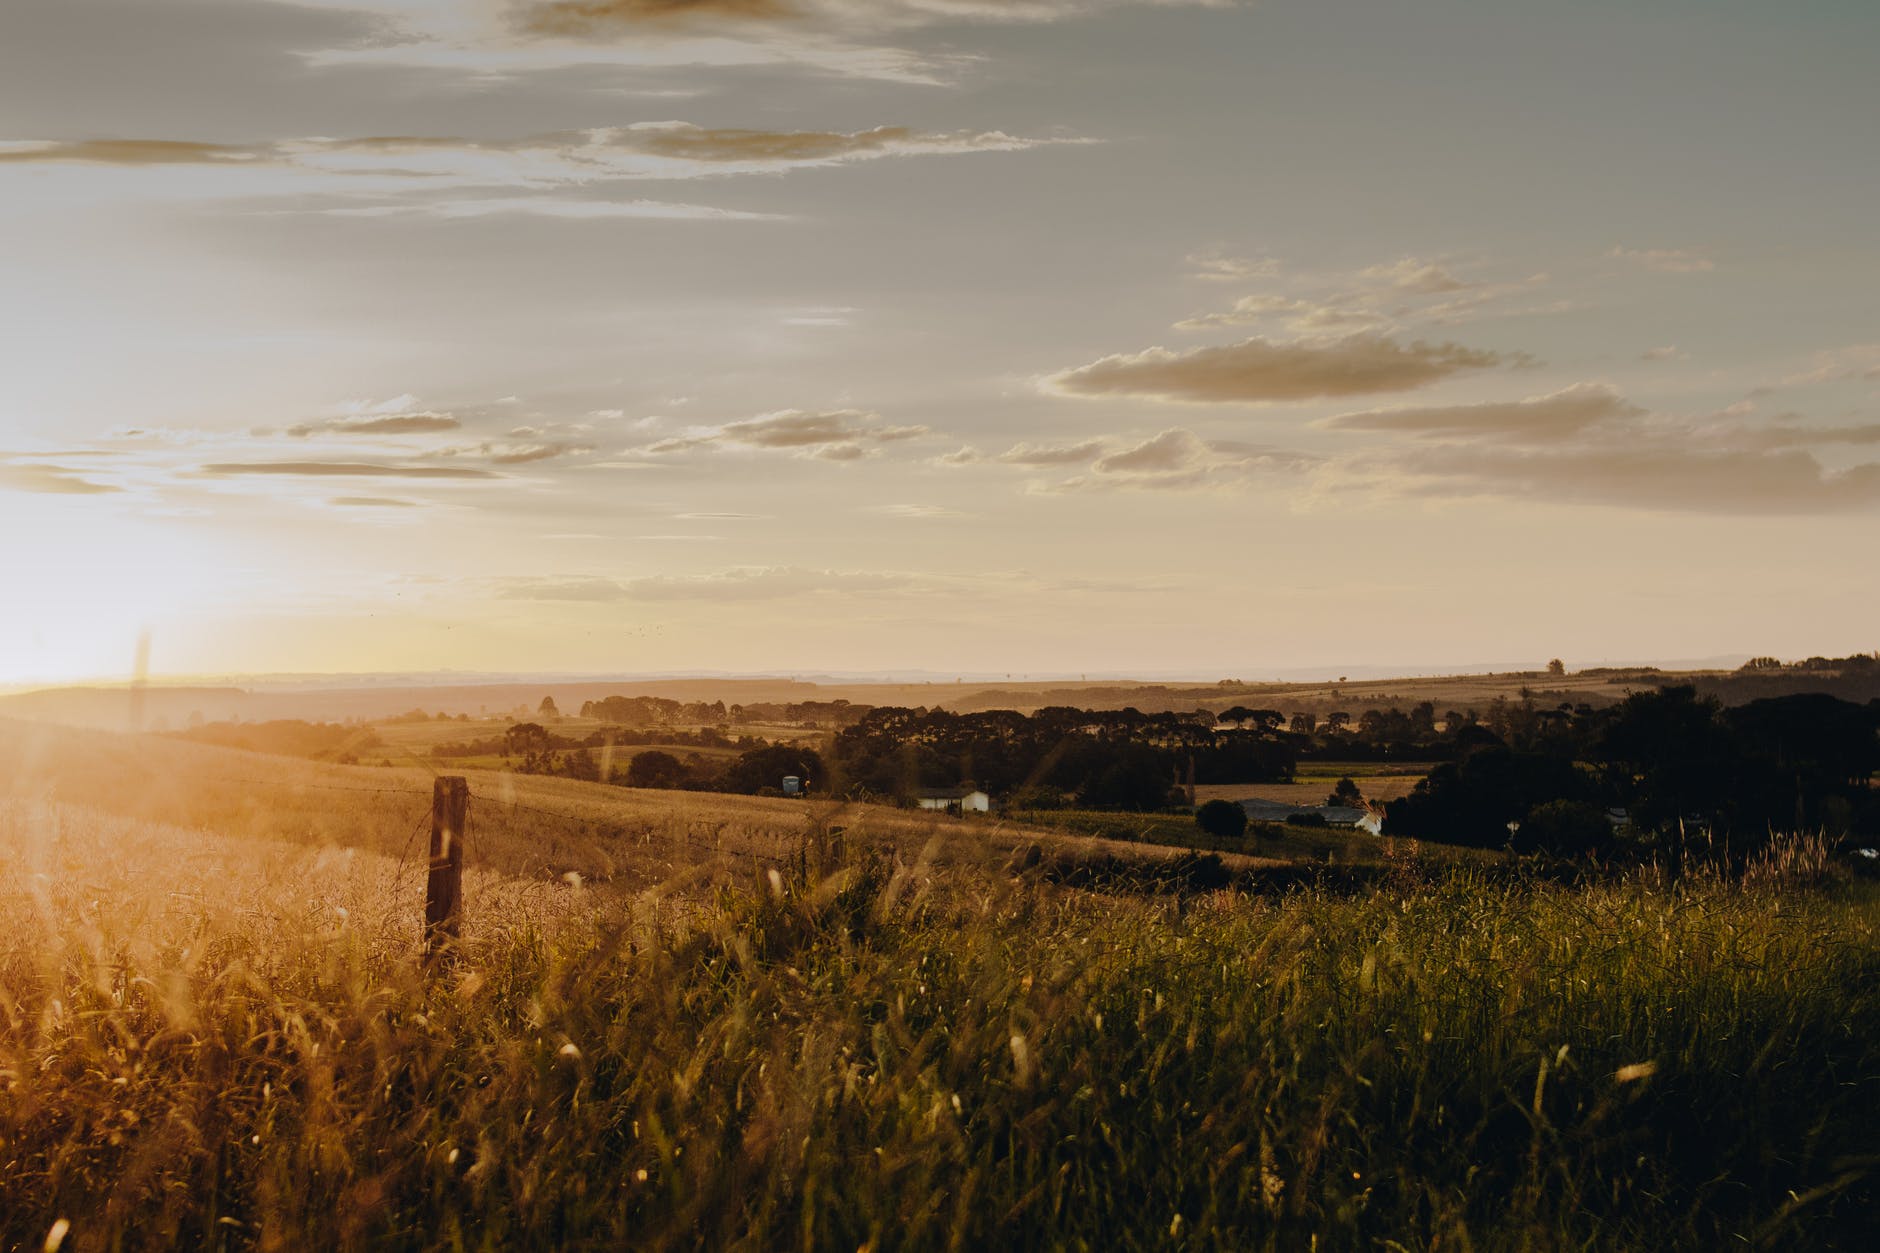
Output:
[{"xmin": 425, "ymin": 776, "xmax": 469, "ymax": 969}]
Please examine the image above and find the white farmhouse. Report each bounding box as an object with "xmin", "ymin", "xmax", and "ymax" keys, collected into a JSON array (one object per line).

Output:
[{"xmin": 915, "ymin": 787, "xmax": 991, "ymax": 814}]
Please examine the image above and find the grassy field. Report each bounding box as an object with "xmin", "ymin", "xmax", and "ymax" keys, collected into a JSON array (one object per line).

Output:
[{"xmin": 1, "ymin": 718, "xmax": 1875, "ymax": 1250}]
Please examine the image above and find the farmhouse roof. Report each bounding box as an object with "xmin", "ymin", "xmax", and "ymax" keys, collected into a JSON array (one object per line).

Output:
[
  {"xmin": 916, "ymin": 786, "xmax": 982, "ymax": 800},
  {"xmin": 1237, "ymin": 798, "xmax": 1370, "ymax": 826}
]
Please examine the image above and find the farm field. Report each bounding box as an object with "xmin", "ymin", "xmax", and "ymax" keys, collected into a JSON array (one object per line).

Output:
[
  {"xmin": 1, "ymin": 717, "xmax": 1875, "ymax": 1249},
  {"xmin": 363, "ymin": 715, "xmax": 808, "ymax": 776},
  {"xmin": 1195, "ymin": 765, "xmax": 1428, "ymax": 809}
]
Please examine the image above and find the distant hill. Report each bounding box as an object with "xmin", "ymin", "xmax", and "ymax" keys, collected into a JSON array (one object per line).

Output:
[{"xmin": 3, "ymin": 656, "xmax": 1872, "ymax": 731}]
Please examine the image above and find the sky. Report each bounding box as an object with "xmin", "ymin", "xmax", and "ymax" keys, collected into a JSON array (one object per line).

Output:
[{"xmin": 2, "ymin": 0, "xmax": 1877, "ymax": 685}]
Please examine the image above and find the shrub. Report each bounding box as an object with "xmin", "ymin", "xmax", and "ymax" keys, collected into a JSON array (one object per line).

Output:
[
  {"xmin": 1512, "ymin": 799, "xmax": 1612, "ymax": 858},
  {"xmin": 1195, "ymin": 798, "xmax": 1249, "ymax": 839}
]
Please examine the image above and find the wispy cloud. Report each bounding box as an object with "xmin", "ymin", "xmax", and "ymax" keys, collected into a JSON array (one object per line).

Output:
[
  {"xmin": 1606, "ymin": 245, "xmax": 1715, "ymax": 274},
  {"xmin": 1785, "ymin": 343, "xmax": 1880, "ymax": 386},
  {"xmin": 1332, "ymin": 384, "xmax": 1880, "ymax": 515},
  {"xmin": 318, "ymin": 196, "xmax": 782, "ymax": 222},
  {"xmin": 0, "ymin": 461, "xmax": 122, "ymax": 496},
  {"xmin": 1324, "ymin": 383, "xmax": 1642, "ymax": 442},
  {"xmin": 1048, "ymin": 333, "xmax": 1520, "ymax": 404},
  {"xmin": 636, "ymin": 409, "xmax": 930, "ymax": 460},
  {"xmin": 491, "ymin": 565, "xmax": 926, "ymax": 602},
  {"xmin": 200, "ymin": 461, "xmax": 502, "ymax": 479},
  {"xmin": 429, "ymin": 440, "xmax": 597, "ymax": 466},
  {"xmin": 1031, "ymin": 429, "xmax": 1315, "ymax": 493},
  {"xmin": 287, "ymin": 413, "xmax": 463, "ymax": 436},
  {"xmin": 992, "ymin": 439, "xmax": 1110, "ymax": 465},
  {"xmin": 1176, "ymin": 254, "xmax": 1549, "ymax": 334},
  {"xmin": 285, "ymin": 0, "xmax": 1225, "ymax": 84},
  {"xmin": 3, "ymin": 123, "xmax": 1074, "ymax": 181}
]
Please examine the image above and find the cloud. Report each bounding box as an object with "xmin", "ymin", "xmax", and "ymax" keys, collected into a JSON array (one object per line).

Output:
[
  {"xmin": 1034, "ymin": 429, "xmax": 1315, "ymax": 493},
  {"xmin": 1396, "ymin": 444, "xmax": 1880, "ymax": 515},
  {"xmin": 1733, "ymin": 420, "xmax": 1880, "ymax": 451},
  {"xmin": 993, "ymin": 439, "xmax": 1108, "ymax": 466},
  {"xmin": 1359, "ymin": 257, "xmax": 1469, "ymax": 294},
  {"xmin": 287, "ymin": 413, "xmax": 463, "ymax": 436},
  {"xmin": 517, "ymin": 0, "xmax": 1219, "ymax": 38},
  {"xmin": 2, "ymin": 123, "xmax": 1078, "ymax": 187},
  {"xmin": 1336, "ymin": 384, "xmax": 1880, "ymax": 514},
  {"xmin": 874, "ymin": 503, "xmax": 967, "ymax": 518},
  {"xmin": 1607, "ymin": 246, "xmax": 1715, "ymax": 273},
  {"xmin": 492, "ymin": 565, "xmax": 923, "ymax": 602},
  {"xmin": 0, "ymin": 139, "xmax": 266, "ymax": 166},
  {"xmin": 1785, "ymin": 343, "xmax": 1880, "ymax": 386},
  {"xmin": 1176, "ymin": 254, "xmax": 1550, "ymax": 334},
  {"xmin": 523, "ymin": 0, "xmax": 804, "ymax": 35},
  {"xmin": 427, "ymin": 440, "xmax": 596, "ymax": 465},
  {"xmin": 1641, "ymin": 345, "xmax": 1684, "ymax": 362},
  {"xmin": 1324, "ymin": 383, "xmax": 1643, "ymax": 442},
  {"xmin": 0, "ymin": 462, "xmax": 122, "ymax": 495},
  {"xmin": 1186, "ymin": 251, "xmax": 1281, "ymax": 282},
  {"xmin": 493, "ymin": 577, "xmax": 636, "ymax": 602},
  {"xmin": 278, "ymin": 0, "xmax": 1227, "ymax": 84},
  {"xmin": 638, "ymin": 409, "xmax": 929, "ymax": 459},
  {"xmin": 330, "ymin": 495, "xmax": 421, "ymax": 507},
  {"xmin": 1049, "ymin": 333, "xmax": 1518, "ymax": 404},
  {"xmin": 200, "ymin": 461, "xmax": 500, "ymax": 479},
  {"xmin": 1178, "ymin": 294, "xmax": 1388, "ymax": 334},
  {"xmin": 318, "ymin": 196, "xmax": 782, "ymax": 222}
]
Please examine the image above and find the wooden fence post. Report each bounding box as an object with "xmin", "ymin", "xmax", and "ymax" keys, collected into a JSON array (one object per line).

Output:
[{"xmin": 425, "ymin": 776, "xmax": 469, "ymax": 969}]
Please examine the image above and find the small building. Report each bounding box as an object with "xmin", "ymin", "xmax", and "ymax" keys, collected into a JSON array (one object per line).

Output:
[{"xmin": 915, "ymin": 787, "xmax": 992, "ymax": 814}]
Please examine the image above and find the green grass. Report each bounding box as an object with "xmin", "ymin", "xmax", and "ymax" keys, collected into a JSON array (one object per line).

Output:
[{"xmin": 2, "ymin": 790, "xmax": 1876, "ymax": 1250}]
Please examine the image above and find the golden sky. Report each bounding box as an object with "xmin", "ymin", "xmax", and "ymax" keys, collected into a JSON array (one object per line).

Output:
[{"xmin": 3, "ymin": 0, "xmax": 1877, "ymax": 683}]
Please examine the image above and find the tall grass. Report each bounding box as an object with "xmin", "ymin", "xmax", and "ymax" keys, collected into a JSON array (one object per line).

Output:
[{"xmin": 2, "ymin": 796, "xmax": 1875, "ymax": 1250}]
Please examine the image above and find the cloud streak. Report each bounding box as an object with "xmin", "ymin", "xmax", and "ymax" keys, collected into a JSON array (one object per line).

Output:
[
  {"xmin": 2, "ymin": 123, "xmax": 1078, "ymax": 185},
  {"xmin": 1333, "ymin": 384, "xmax": 1880, "ymax": 515},
  {"xmin": 1032, "ymin": 429, "xmax": 1315, "ymax": 493},
  {"xmin": 637, "ymin": 409, "xmax": 929, "ymax": 460},
  {"xmin": 0, "ymin": 462, "xmax": 122, "ymax": 496},
  {"xmin": 1049, "ymin": 333, "xmax": 1518, "ymax": 404},
  {"xmin": 1324, "ymin": 383, "xmax": 1642, "ymax": 442},
  {"xmin": 287, "ymin": 414, "xmax": 463, "ymax": 437},
  {"xmin": 200, "ymin": 461, "xmax": 501, "ymax": 479}
]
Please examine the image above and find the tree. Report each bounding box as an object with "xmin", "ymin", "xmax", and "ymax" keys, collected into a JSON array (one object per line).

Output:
[
  {"xmin": 1547, "ymin": 658, "xmax": 1566, "ymax": 677},
  {"xmin": 723, "ymin": 744, "xmax": 826, "ymax": 795},
  {"xmin": 504, "ymin": 722, "xmax": 550, "ymax": 757},
  {"xmin": 539, "ymin": 695, "xmax": 560, "ymax": 718},
  {"xmin": 623, "ymin": 750, "xmax": 689, "ymax": 790},
  {"xmin": 1079, "ymin": 744, "xmax": 1178, "ymax": 811},
  {"xmin": 1597, "ymin": 686, "xmax": 1732, "ymax": 835},
  {"xmin": 1195, "ymin": 799, "xmax": 1248, "ymax": 839},
  {"xmin": 1511, "ymin": 799, "xmax": 1611, "ymax": 858},
  {"xmin": 1325, "ymin": 776, "xmax": 1363, "ymax": 808}
]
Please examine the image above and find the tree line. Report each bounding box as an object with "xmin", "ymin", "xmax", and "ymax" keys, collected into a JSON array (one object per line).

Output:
[{"xmin": 1384, "ymin": 686, "xmax": 1880, "ymax": 861}]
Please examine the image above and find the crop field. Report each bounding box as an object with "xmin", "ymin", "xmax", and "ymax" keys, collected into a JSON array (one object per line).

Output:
[{"xmin": 0, "ymin": 718, "xmax": 1875, "ymax": 1250}]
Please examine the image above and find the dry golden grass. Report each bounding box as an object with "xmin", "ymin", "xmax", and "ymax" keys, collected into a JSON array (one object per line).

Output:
[
  {"xmin": 1, "ymin": 782, "xmax": 1874, "ymax": 1250},
  {"xmin": 0, "ymin": 720, "xmax": 1280, "ymax": 894}
]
